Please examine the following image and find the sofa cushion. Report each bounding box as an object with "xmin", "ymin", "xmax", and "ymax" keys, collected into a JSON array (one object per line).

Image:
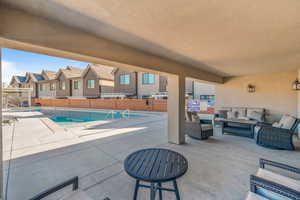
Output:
[
  {"xmin": 255, "ymin": 168, "xmax": 300, "ymax": 200},
  {"xmin": 255, "ymin": 188, "xmax": 289, "ymax": 200},
  {"xmin": 201, "ymin": 124, "xmax": 213, "ymax": 131},
  {"xmin": 232, "ymin": 107, "xmax": 247, "ymax": 118},
  {"xmin": 219, "ymin": 107, "xmax": 232, "ymax": 111},
  {"xmin": 245, "ymin": 192, "xmax": 268, "ymax": 200},
  {"xmin": 227, "ymin": 111, "xmax": 238, "ymax": 119},
  {"xmin": 247, "ymin": 108, "xmax": 265, "ymax": 120},
  {"xmin": 272, "ymin": 122, "xmax": 282, "ymax": 128},
  {"xmin": 278, "ymin": 115, "xmax": 296, "ymax": 130},
  {"xmin": 248, "ymin": 111, "xmax": 264, "ymax": 122},
  {"xmin": 218, "ymin": 110, "xmax": 228, "ymax": 119},
  {"xmin": 256, "ymin": 168, "xmax": 300, "ymax": 192}
]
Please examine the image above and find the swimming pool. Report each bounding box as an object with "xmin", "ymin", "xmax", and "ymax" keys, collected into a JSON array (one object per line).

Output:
[{"xmin": 19, "ymin": 108, "xmax": 144, "ymax": 125}]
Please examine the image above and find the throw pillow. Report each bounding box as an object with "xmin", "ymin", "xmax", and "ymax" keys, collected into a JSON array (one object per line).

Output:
[
  {"xmin": 218, "ymin": 110, "xmax": 228, "ymax": 119},
  {"xmin": 280, "ymin": 115, "xmax": 296, "ymax": 130},
  {"xmin": 232, "ymin": 108, "xmax": 246, "ymax": 118},
  {"xmin": 272, "ymin": 122, "xmax": 282, "ymax": 128},
  {"xmin": 248, "ymin": 111, "xmax": 263, "ymax": 122},
  {"xmin": 247, "ymin": 108, "xmax": 265, "ymax": 120},
  {"xmin": 227, "ymin": 111, "xmax": 237, "ymax": 119}
]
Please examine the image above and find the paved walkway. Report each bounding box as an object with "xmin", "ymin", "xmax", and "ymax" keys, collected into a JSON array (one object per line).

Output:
[{"xmin": 3, "ymin": 111, "xmax": 300, "ymax": 200}]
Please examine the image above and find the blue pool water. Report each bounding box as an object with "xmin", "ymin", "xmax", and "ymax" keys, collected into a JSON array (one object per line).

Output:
[{"xmin": 20, "ymin": 108, "xmax": 143, "ymax": 125}]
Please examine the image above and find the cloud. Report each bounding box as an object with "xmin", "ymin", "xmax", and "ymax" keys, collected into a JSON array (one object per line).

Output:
[{"xmin": 1, "ymin": 60, "xmax": 27, "ymax": 84}]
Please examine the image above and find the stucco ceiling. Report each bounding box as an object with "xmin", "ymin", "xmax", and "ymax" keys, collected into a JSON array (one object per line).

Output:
[{"xmin": 3, "ymin": 0, "xmax": 300, "ymax": 77}]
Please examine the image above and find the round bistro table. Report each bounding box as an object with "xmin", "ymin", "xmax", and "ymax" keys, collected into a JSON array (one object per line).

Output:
[{"xmin": 124, "ymin": 148, "xmax": 188, "ymax": 200}]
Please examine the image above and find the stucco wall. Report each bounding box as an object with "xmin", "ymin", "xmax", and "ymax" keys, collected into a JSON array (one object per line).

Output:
[{"xmin": 215, "ymin": 71, "xmax": 297, "ymax": 122}]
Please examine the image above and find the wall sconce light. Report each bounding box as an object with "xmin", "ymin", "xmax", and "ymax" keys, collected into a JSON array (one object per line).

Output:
[
  {"xmin": 292, "ymin": 78, "xmax": 300, "ymax": 91},
  {"xmin": 247, "ymin": 84, "xmax": 255, "ymax": 93}
]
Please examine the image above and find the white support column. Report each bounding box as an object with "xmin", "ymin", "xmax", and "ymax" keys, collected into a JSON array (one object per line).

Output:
[
  {"xmin": 297, "ymin": 69, "xmax": 300, "ymax": 138},
  {"xmin": 28, "ymin": 90, "xmax": 31, "ymax": 107},
  {"xmin": 0, "ymin": 48, "xmax": 3, "ymax": 200},
  {"xmin": 167, "ymin": 74, "xmax": 186, "ymax": 144}
]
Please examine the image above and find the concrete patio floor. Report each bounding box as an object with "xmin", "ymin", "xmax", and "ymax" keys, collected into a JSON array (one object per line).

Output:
[{"xmin": 3, "ymin": 110, "xmax": 300, "ymax": 200}]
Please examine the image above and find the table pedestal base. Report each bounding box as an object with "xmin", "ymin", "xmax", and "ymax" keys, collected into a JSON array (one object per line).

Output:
[{"xmin": 133, "ymin": 180, "xmax": 180, "ymax": 200}]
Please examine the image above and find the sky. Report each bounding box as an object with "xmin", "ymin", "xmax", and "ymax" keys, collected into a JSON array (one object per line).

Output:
[{"xmin": 1, "ymin": 48, "xmax": 90, "ymax": 84}]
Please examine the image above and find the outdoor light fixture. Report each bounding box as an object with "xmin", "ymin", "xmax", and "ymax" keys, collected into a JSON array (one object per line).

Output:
[
  {"xmin": 292, "ymin": 78, "xmax": 300, "ymax": 91},
  {"xmin": 247, "ymin": 84, "xmax": 255, "ymax": 93}
]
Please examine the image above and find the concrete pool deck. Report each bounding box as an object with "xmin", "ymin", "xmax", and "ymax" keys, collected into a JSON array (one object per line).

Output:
[{"xmin": 3, "ymin": 110, "xmax": 300, "ymax": 200}]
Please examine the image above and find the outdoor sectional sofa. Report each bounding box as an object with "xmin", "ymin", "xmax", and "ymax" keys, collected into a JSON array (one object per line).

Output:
[
  {"xmin": 214, "ymin": 107, "xmax": 265, "ymax": 138},
  {"xmin": 214, "ymin": 107, "xmax": 299, "ymax": 150}
]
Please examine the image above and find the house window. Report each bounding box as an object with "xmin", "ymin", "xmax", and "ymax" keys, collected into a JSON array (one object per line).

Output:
[
  {"xmin": 119, "ymin": 74, "xmax": 130, "ymax": 85},
  {"xmin": 74, "ymin": 80, "xmax": 80, "ymax": 89},
  {"xmin": 142, "ymin": 73, "xmax": 155, "ymax": 85},
  {"xmin": 50, "ymin": 83, "xmax": 55, "ymax": 91},
  {"xmin": 87, "ymin": 80, "xmax": 95, "ymax": 88},
  {"xmin": 60, "ymin": 81, "xmax": 66, "ymax": 90}
]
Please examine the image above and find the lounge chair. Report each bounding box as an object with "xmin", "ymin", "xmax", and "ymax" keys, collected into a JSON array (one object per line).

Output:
[
  {"xmin": 247, "ymin": 158, "xmax": 300, "ymax": 200},
  {"xmin": 185, "ymin": 111, "xmax": 213, "ymax": 140},
  {"xmin": 255, "ymin": 115, "xmax": 299, "ymax": 150}
]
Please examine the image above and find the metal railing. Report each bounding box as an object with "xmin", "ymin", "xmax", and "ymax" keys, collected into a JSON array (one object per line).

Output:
[
  {"xmin": 29, "ymin": 176, "xmax": 78, "ymax": 200},
  {"xmin": 105, "ymin": 110, "xmax": 115, "ymax": 119},
  {"xmin": 122, "ymin": 109, "xmax": 130, "ymax": 119}
]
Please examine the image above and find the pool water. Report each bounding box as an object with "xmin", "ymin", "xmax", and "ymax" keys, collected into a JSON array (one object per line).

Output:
[{"xmin": 22, "ymin": 108, "xmax": 143, "ymax": 125}]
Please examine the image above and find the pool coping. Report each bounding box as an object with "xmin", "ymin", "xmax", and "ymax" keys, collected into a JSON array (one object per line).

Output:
[{"xmin": 10, "ymin": 107, "xmax": 161, "ymax": 129}]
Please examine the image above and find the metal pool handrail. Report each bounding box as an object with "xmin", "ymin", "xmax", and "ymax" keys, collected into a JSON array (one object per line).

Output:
[{"xmin": 122, "ymin": 109, "xmax": 130, "ymax": 119}]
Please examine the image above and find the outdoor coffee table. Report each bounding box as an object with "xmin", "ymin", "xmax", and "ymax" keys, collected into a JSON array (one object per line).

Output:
[{"xmin": 124, "ymin": 148, "xmax": 188, "ymax": 200}]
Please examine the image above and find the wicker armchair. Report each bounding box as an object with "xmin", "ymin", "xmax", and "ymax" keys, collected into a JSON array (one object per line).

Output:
[
  {"xmin": 256, "ymin": 119, "xmax": 299, "ymax": 150},
  {"xmin": 249, "ymin": 159, "xmax": 300, "ymax": 200},
  {"xmin": 185, "ymin": 111, "xmax": 213, "ymax": 140}
]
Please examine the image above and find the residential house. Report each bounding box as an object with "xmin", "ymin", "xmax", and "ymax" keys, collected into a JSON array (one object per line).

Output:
[
  {"xmin": 137, "ymin": 72, "xmax": 168, "ymax": 99},
  {"xmin": 114, "ymin": 70, "xmax": 168, "ymax": 99},
  {"xmin": 24, "ymin": 72, "xmax": 45, "ymax": 98},
  {"xmin": 37, "ymin": 70, "xmax": 57, "ymax": 98},
  {"xmin": 9, "ymin": 75, "xmax": 27, "ymax": 88},
  {"xmin": 55, "ymin": 66, "xmax": 83, "ymax": 98},
  {"xmin": 82, "ymin": 64, "xmax": 115, "ymax": 98},
  {"xmin": 8, "ymin": 75, "xmax": 29, "ymax": 101},
  {"xmin": 114, "ymin": 68, "xmax": 138, "ymax": 98}
]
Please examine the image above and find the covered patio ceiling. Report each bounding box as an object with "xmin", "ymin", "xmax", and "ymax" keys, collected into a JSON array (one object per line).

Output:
[{"xmin": 2, "ymin": 0, "xmax": 300, "ymax": 77}]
